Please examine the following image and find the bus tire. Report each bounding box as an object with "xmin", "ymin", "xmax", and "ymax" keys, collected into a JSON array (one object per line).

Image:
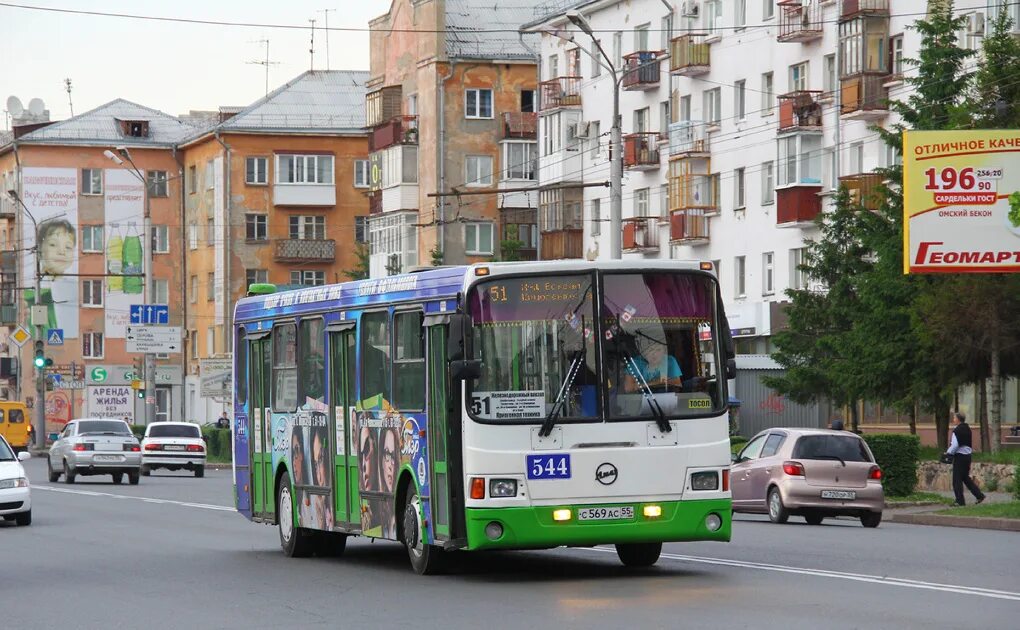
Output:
[
  {"xmin": 277, "ymin": 481, "xmax": 314, "ymax": 558},
  {"xmin": 615, "ymin": 542, "xmax": 662, "ymax": 567},
  {"xmin": 402, "ymin": 486, "xmax": 445, "ymax": 575}
]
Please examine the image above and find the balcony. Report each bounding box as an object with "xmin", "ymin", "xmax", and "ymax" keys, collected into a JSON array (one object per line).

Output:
[
  {"xmin": 539, "ymin": 76, "xmax": 582, "ymax": 111},
  {"xmin": 623, "ymin": 133, "xmax": 662, "ymax": 171},
  {"xmin": 622, "ymin": 51, "xmax": 662, "ymax": 91},
  {"xmin": 274, "ymin": 239, "xmax": 336, "ymax": 263},
  {"xmin": 369, "ymin": 115, "xmax": 418, "ymax": 152},
  {"xmin": 669, "ymin": 34, "xmax": 710, "ymax": 77},
  {"xmin": 841, "ymin": 75, "xmax": 888, "ymax": 120},
  {"xmin": 368, "ymin": 191, "xmax": 382, "ymax": 215},
  {"xmin": 841, "ymin": 0, "xmax": 889, "ymax": 19},
  {"xmin": 669, "ymin": 121, "xmax": 710, "ymax": 156},
  {"xmin": 0, "ymin": 196, "xmax": 15, "ymax": 217},
  {"xmin": 669, "ymin": 158, "xmax": 718, "ymax": 216},
  {"xmin": 503, "ymin": 112, "xmax": 537, "ymax": 139},
  {"xmin": 669, "ymin": 209, "xmax": 710, "ymax": 244},
  {"xmin": 777, "ymin": 186, "xmax": 822, "ymax": 227},
  {"xmin": 778, "ymin": 91, "xmax": 824, "ymax": 131},
  {"xmin": 366, "ymin": 86, "xmax": 402, "ymax": 128},
  {"xmin": 623, "ymin": 217, "xmax": 661, "ymax": 253},
  {"xmin": 539, "ymin": 229, "xmax": 583, "ymax": 260},
  {"xmin": 840, "ymin": 173, "xmax": 884, "ymax": 212},
  {"xmin": 778, "ymin": 1, "xmax": 823, "ymax": 43}
]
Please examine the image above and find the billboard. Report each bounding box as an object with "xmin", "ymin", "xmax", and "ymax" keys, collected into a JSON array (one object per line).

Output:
[
  {"xmin": 21, "ymin": 167, "xmax": 79, "ymax": 338},
  {"xmin": 903, "ymin": 130, "xmax": 1020, "ymax": 273},
  {"xmin": 87, "ymin": 385, "xmax": 134, "ymax": 420},
  {"xmin": 199, "ymin": 357, "xmax": 232, "ymax": 397},
  {"xmin": 104, "ymin": 169, "xmax": 145, "ymax": 338}
]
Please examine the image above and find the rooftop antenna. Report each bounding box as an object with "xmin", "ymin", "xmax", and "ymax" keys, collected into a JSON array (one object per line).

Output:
[
  {"xmin": 318, "ymin": 9, "xmax": 335, "ymax": 70},
  {"xmin": 247, "ymin": 38, "xmax": 280, "ymax": 96},
  {"xmin": 308, "ymin": 18, "xmax": 316, "ymax": 71},
  {"xmin": 64, "ymin": 78, "xmax": 74, "ymax": 117}
]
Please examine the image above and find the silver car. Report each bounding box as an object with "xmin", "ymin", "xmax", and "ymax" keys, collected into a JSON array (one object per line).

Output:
[{"xmin": 47, "ymin": 418, "xmax": 142, "ymax": 485}]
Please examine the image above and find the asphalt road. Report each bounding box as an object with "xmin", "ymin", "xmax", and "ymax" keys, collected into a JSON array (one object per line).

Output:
[{"xmin": 4, "ymin": 457, "xmax": 1018, "ymax": 629}]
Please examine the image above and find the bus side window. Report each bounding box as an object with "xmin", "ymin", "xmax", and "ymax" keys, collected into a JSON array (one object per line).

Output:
[
  {"xmin": 273, "ymin": 323, "xmax": 297, "ymax": 412},
  {"xmin": 393, "ymin": 311, "xmax": 425, "ymax": 410},
  {"xmin": 236, "ymin": 329, "xmax": 248, "ymax": 406},
  {"xmin": 298, "ymin": 318, "xmax": 325, "ymax": 407},
  {"xmin": 361, "ymin": 311, "xmax": 391, "ymax": 405}
]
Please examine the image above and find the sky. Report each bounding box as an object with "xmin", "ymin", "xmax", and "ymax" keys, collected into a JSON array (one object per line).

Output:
[{"xmin": 0, "ymin": 0, "xmax": 386, "ymax": 126}]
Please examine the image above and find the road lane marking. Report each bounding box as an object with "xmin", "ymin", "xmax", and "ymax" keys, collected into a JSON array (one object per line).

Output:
[
  {"xmin": 34, "ymin": 485, "xmax": 234, "ymax": 512},
  {"xmin": 581, "ymin": 547, "xmax": 1020, "ymax": 602}
]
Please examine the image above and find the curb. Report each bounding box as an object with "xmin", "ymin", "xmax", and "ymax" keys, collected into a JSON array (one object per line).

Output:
[{"xmin": 887, "ymin": 512, "xmax": 1020, "ymax": 532}]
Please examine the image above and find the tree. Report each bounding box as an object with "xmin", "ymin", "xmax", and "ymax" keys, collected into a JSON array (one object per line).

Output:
[
  {"xmin": 500, "ymin": 239, "xmax": 525, "ymax": 262},
  {"xmin": 342, "ymin": 242, "xmax": 371, "ymax": 281},
  {"xmin": 971, "ymin": 9, "xmax": 1020, "ymax": 129}
]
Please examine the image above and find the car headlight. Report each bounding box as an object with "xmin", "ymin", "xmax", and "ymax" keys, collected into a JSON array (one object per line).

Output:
[
  {"xmin": 0, "ymin": 477, "xmax": 29, "ymax": 489},
  {"xmin": 488, "ymin": 479, "xmax": 518, "ymax": 498},
  {"xmin": 691, "ymin": 471, "xmax": 719, "ymax": 491}
]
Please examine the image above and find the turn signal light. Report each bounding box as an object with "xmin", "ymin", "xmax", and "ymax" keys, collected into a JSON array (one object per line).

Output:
[
  {"xmin": 868, "ymin": 466, "xmax": 883, "ymax": 480},
  {"xmin": 699, "ymin": 262, "xmax": 714, "ymax": 271},
  {"xmin": 721, "ymin": 469, "xmax": 730, "ymax": 492},
  {"xmin": 470, "ymin": 477, "xmax": 485, "ymax": 499},
  {"xmin": 782, "ymin": 461, "xmax": 805, "ymax": 476}
]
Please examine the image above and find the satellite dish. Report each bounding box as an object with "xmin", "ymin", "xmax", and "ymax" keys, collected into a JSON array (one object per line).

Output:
[
  {"xmin": 6, "ymin": 96, "xmax": 23, "ymax": 116},
  {"xmin": 28, "ymin": 98, "xmax": 45, "ymax": 116}
]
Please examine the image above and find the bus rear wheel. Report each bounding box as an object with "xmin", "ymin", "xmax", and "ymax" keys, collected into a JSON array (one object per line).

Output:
[
  {"xmin": 277, "ymin": 482, "xmax": 314, "ymax": 558},
  {"xmin": 402, "ymin": 487, "xmax": 445, "ymax": 575},
  {"xmin": 615, "ymin": 542, "xmax": 662, "ymax": 568}
]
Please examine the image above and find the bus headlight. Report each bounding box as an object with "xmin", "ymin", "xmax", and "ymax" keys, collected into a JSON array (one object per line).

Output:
[
  {"xmin": 489, "ymin": 479, "xmax": 518, "ymax": 498},
  {"xmin": 691, "ymin": 471, "xmax": 719, "ymax": 491}
]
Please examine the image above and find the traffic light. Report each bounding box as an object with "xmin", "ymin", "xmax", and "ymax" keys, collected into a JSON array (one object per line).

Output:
[
  {"xmin": 131, "ymin": 355, "xmax": 144, "ymax": 381},
  {"xmin": 33, "ymin": 340, "xmax": 45, "ymax": 369},
  {"xmin": 136, "ymin": 388, "xmax": 146, "ymax": 399}
]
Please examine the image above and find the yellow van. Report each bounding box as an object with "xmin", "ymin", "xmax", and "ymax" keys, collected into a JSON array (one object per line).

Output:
[{"xmin": 0, "ymin": 402, "xmax": 32, "ymax": 451}]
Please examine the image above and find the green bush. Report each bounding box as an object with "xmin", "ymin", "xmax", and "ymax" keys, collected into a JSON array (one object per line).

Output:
[
  {"xmin": 201, "ymin": 427, "xmax": 232, "ymax": 462},
  {"xmin": 1013, "ymin": 465, "xmax": 1020, "ymax": 502},
  {"xmin": 864, "ymin": 434, "xmax": 921, "ymax": 497},
  {"xmin": 129, "ymin": 424, "xmax": 146, "ymax": 439}
]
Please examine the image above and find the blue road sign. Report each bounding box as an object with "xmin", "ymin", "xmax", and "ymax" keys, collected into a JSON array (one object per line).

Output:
[
  {"xmin": 46, "ymin": 328, "xmax": 64, "ymax": 345},
  {"xmin": 130, "ymin": 304, "xmax": 170, "ymax": 325}
]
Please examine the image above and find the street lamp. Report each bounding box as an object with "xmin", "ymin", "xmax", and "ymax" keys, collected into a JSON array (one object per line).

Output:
[
  {"xmin": 6, "ymin": 189, "xmax": 46, "ymax": 449},
  {"xmin": 104, "ymin": 147, "xmax": 156, "ymax": 427},
  {"xmin": 566, "ymin": 10, "xmax": 624, "ymax": 259}
]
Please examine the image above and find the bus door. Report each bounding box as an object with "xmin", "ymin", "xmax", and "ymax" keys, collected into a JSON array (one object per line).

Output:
[
  {"xmin": 425, "ymin": 317, "xmax": 463, "ymax": 543},
  {"xmin": 249, "ymin": 334, "xmax": 273, "ymax": 518},
  {"xmin": 327, "ymin": 322, "xmax": 356, "ymax": 526}
]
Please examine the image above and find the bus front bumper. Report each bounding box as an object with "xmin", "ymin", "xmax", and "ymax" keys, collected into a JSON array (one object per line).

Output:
[{"xmin": 464, "ymin": 498, "xmax": 731, "ymax": 551}]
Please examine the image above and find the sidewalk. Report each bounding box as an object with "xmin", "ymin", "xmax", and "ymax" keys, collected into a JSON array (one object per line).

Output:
[{"xmin": 886, "ymin": 491, "xmax": 1020, "ymax": 532}]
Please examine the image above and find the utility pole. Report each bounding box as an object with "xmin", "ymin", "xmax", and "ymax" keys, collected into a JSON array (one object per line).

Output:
[
  {"xmin": 308, "ymin": 19, "xmax": 317, "ymax": 71},
  {"xmin": 319, "ymin": 9, "xmax": 334, "ymax": 70},
  {"xmin": 64, "ymin": 78, "xmax": 74, "ymax": 117},
  {"xmin": 247, "ymin": 38, "xmax": 280, "ymax": 96}
]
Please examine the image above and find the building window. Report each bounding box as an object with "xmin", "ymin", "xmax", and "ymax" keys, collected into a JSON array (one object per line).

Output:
[
  {"xmin": 146, "ymin": 171, "xmax": 168, "ymax": 197},
  {"xmin": 151, "ymin": 225, "xmax": 169, "ymax": 254},
  {"xmin": 591, "ymin": 41, "xmax": 602, "ymax": 77},
  {"xmin": 246, "ymin": 157, "xmax": 268, "ymax": 185},
  {"xmin": 465, "ymin": 155, "xmax": 493, "ymax": 187},
  {"xmin": 277, "ymin": 154, "xmax": 333, "ymax": 185},
  {"xmin": 734, "ymin": 80, "xmax": 746, "ymax": 120},
  {"xmin": 289, "ymin": 215, "xmax": 325, "ymax": 240},
  {"xmin": 590, "ymin": 121, "xmax": 601, "ymax": 158},
  {"xmin": 635, "ymin": 188, "xmax": 650, "ymax": 216},
  {"xmin": 154, "ymin": 279, "xmax": 169, "ymax": 305},
  {"xmin": 188, "ymin": 222, "xmax": 198, "ymax": 249},
  {"xmin": 849, "ymin": 141, "xmax": 864, "ymax": 175},
  {"xmin": 789, "ymin": 61, "xmax": 809, "ymax": 92},
  {"xmin": 207, "ymin": 272, "xmax": 215, "ymax": 301},
  {"xmin": 762, "ymin": 252, "xmax": 774, "ymax": 295},
  {"xmin": 464, "ymin": 89, "xmax": 493, "ymax": 119},
  {"xmin": 548, "ymin": 54, "xmax": 559, "ymax": 80},
  {"xmin": 884, "ymin": 142, "xmax": 902, "ymax": 168},
  {"xmin": 824, "ymin": 54, "xmax": 837, "ymax": 93},
  {"xmin": 503, "ymin": 143, "xmax": 536, "ymax": 181},
  {"xmin": 705, "ymin": 0, "xmax": 723, "ymax": 36},
  {"xmin": 521, "ymin": 90, "xmax": 535, "ymax": 113},
  {"xmin": 246, "ymin": 269, "xmax": 268, "ymax": 288},
  {"xmin": 761, "ymin": 161, "xmax": 775, "ymax": 204},
  {"xmin": 790, "ymin": 248, "xmax": 807, "ymax": 290},
  {"xmin": 613, "ymin": 31, "xmax": 622, "ymax": 69},
  {"xmin": 355, "ymin": 216, "xmax": 368, "ymax": 243},
  {"xmin": 659, "ymin": 100, "xmax": 671, "ymax": 134},
  {"xmin": 83, "ymin": 332, "xmax": 104, "ymax": 359},
  {"xmin": 735, "ymin": 0, "xmax": 746, "ymax": 28},
  {"xmin": 591, "ymin": 198, "xmax": 601, "ymax": 237},
  {"xmin": 81, "ymin": 169, "xmax": 102, "ymax": 195},
  {"xmin": 188, "ymin": 165, "xmax": 197, "ymax": 194},
  {"xmin": 761, "ymin": 72, "xmax": 774, "ymax": 115},
  {"xmin": 504, "ymin": 222, "xmax": 537, "ymax": 249},
  {"xmin": 734, "ymin": 167, "xmax": 746, "ymax": 209},
  {"xmin": 205, "ymin": 160, "xmax": 214, "ymax": 190},
  {"xmin": 890, "ymin": 35, "xmax": 904, "ymax": 76},
  {"xmin": 634, "ymin": 107, "xmax": 649, "ymax": 133},
  {"xmin": 83, "ymin": 279, "xmax": 103, "ymax": 307},
  {"xmin": 679, "ymin": 95, "xmax": 691, "ymax": 122},
  {"xmin": 659, "ymin": 184, "xmax": 669, "ymax": 220},
  {"xmin": 245, "ymin": 214, "xmax": 267, "ymax": 241},
  {"xmin": 734, "ymin": 256, "xmax": 746, "ymax": 298},
  {"xmin": 763, "ymin": 0, "xmax": 774, "ymax": 21},
  {"xmin": 207, "ymin": 217, "xmax": 215, "ymax": 245},
  {"xmin": 354, "ymin": 160, "xmax": 369, "ymax": 188},
  {"xmin": 464, "ymin": 222, "xmax": 494, "ymax": 255},
  {"xmin": 189, "ymin": 330, "xmax": 198, "ymax": 359},
  {"xmin": 704, "ymin": 88, "xmax": 721, "ymax": 125},
  {"xmin": 660, "ymin": 15, "xmax": 673, "ymax": 49},
  {"xmin": 290, "ymin": 270, "xmax": 325, "ymax": 286},
  {"xmin": 207, "ymin": 325, "xmax": 217, "ymax": 357},
  {"xmin": 190, "ymin": 276, "xmax": 197, "ymax": 303},
  {"xmin": 81, "ymin": 225, "xmax": 104, "ymax": 253}
]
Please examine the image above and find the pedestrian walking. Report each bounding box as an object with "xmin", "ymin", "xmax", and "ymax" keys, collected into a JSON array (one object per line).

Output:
[{"xmin": 945, "ymin": 412, "xmax": 986, "ymax": 506}]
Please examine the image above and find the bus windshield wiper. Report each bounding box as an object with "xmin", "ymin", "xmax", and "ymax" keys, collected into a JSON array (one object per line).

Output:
[
  {"xmin": 621, "ymin": 351, "xmax": 671, "ymax": 434},
  {"xmin": 539, "ymin": 350, "xmax": 585, "ymax": 437}
]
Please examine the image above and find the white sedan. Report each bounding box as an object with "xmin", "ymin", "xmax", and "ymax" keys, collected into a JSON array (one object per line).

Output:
[
  {"xmin": 141, "ymin": 422, "xmax": 207, "ymax": 477},
  {"xmin": 0, "ymin": 434, "xmax": 31, "ymax": 526}
]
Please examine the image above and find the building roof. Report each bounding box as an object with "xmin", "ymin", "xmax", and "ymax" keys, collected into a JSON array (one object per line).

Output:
[
  {"xmin": 445, "ymin": 0, "xmax": 542, "ymax": 60},
  {"xmin": 520, "ymin": 0, "xmax": 602, "ymax": 30},
  {"xmin": 216, "ymin": 70, "xmax": 369, "ymax": 134},
  {"xmin": 13, "ymin": 99, "xmax": 197, "ymax": 147}
]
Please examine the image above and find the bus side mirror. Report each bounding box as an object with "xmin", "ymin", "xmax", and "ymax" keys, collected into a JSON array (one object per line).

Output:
[
  {"xmin": 450, "ymin": 359, "xmax": 481, "ymax": 381},
  {"xmin": 725, "ymin": 358, "xmax": 737, "ymax": 380},
  {"xmin": 448, "ymin": 312, "xmax": 468, "ymax": 362}
]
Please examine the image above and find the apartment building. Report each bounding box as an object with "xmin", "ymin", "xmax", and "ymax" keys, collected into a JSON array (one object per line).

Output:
[
  {"xmin": 177, "ymin": 70, "xmax": 369, "ymax": 422},
  {"xmin": 0, "ymin": 100, "xmax": 194, "ymax": 427},
  {"xmin": 525, "ymin": 0, "xmax": 1009, "ymax": 428},
  {"xmin": 364, "ymin": 0, "xmax": 541, "ymax": 276}
]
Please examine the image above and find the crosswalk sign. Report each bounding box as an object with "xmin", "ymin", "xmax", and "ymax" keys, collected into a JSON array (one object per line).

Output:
[{"xmin": 47, "ymin": 328, "xmax": 64, "ymax": 346}]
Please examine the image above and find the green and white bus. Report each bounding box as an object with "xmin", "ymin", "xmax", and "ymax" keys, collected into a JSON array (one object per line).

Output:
[{"xmin": 232, "ymin": 260, "xmax": 735, "ymax": 573}]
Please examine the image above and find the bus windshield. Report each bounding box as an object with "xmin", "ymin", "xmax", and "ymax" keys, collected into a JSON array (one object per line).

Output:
[
  {"xmin": 601, "ymin": 272, "xmax": 725, "ymax": 420},
  {"xmin": 467, "ymin": 274, "xmax": 599, "ymax": 424}
]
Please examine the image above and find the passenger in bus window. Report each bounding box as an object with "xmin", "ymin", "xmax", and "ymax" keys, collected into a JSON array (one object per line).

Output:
[
  {"xmin": 623, "ymin": 334, "xmax": 683, "ymax": 393},
  {"xmin": 380, "ymin": 428, "xmax": 399, "ymax": 494},
  {"xmin": 358, "ymin": 426, "xmax": 378, "ymax": 491}
]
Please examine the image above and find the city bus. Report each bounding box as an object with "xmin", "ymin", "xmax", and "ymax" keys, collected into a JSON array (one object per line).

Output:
[{"xmin": 231, "ymin": 260, "xmax": 736, "ymax": 574}]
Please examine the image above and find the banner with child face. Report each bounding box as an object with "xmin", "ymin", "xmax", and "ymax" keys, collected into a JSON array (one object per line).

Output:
[{"xmin": 21, "ymin": 167, "xmax": 79, "ymax": 339}]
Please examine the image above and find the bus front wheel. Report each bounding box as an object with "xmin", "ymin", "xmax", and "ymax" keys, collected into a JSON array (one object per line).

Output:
[
  {"xmin": 402, "ymin": 487, "xmax": 446, "ymax": 575},
  {"xmin": 615, "ymin": 542, "xmax": 662, "ymax": 567},
  {"xmin": 277, "ymin": 482, "xmax": 314, "ymax": 558}
]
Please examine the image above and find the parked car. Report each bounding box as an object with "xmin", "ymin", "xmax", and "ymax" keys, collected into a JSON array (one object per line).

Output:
[
  {"xmin": 0, "ymin": 401, "xmax": 32, "ymax": 452},
  {"xmin": 141, "ymin": 422, "xmax": 206, "ymax": 477},
  {"xmin": 730, "ymin": 428, "xmax": 884, "ymax": 527},
  {"xmin": 0, "ymin": 434, "xmax": 32, "ymax": 526},
  {"xmin": 47, "ymin": 418, "xmax": 142, "ymax": 485}
]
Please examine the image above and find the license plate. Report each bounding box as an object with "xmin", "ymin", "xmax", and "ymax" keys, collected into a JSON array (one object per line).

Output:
[
  {"xmin": 821, "ymin": 490, "xmax": 856, "ymax": 500},
  {"xmin": 94, "ymin": 455, "xmax": 124, "ymax": 463},
  {"xmin": 577, "ymin": 506, "xmax": 634, "ymax": 521},
  {"xmin": 164, "ymin": 445, "xmax": 185, "ymax": 451}
]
